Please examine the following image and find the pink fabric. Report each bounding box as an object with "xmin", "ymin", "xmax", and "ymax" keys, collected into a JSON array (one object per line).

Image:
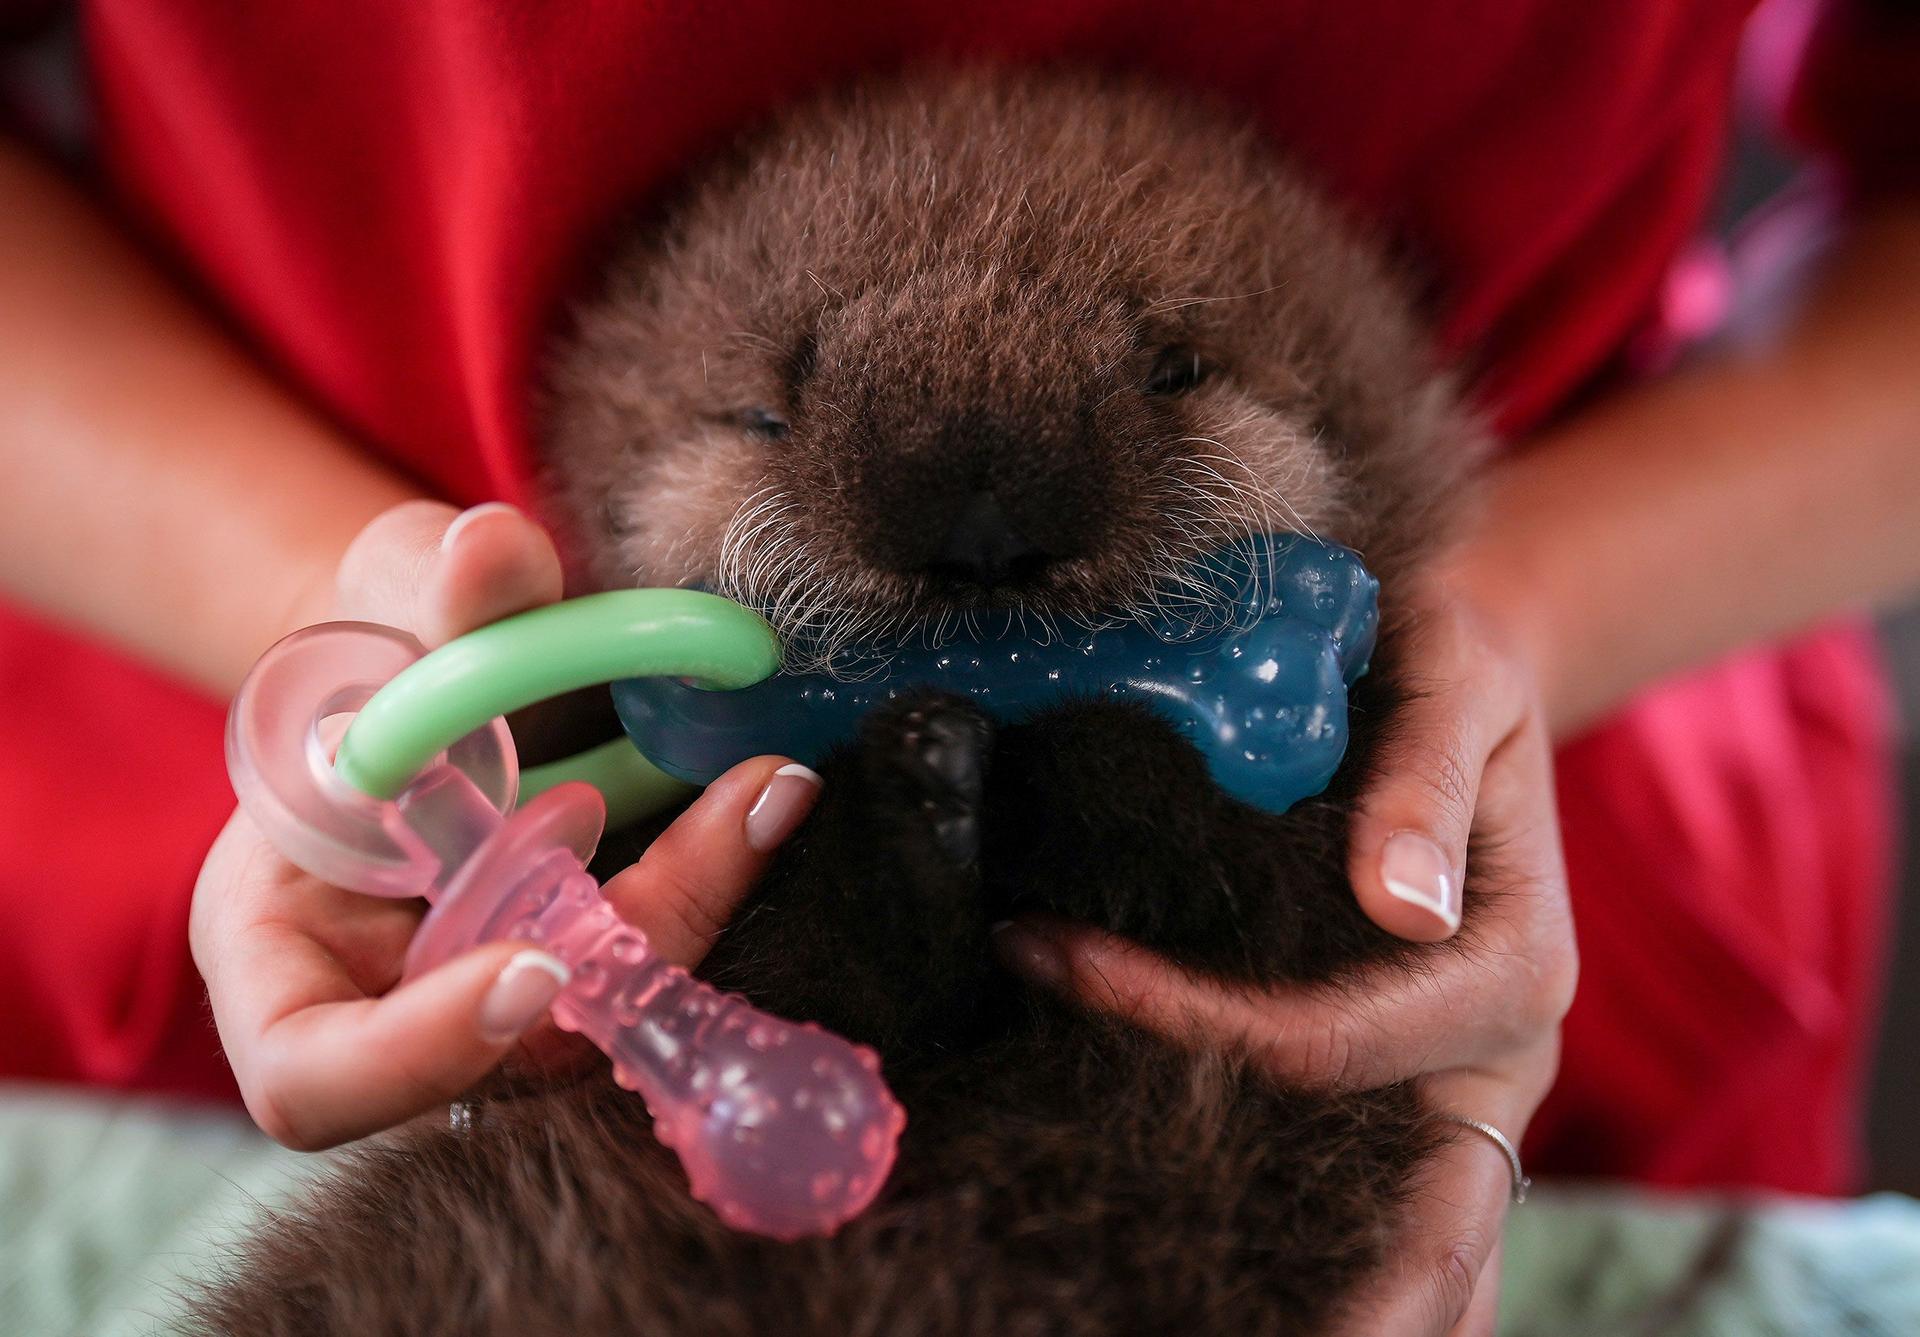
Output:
[{"xmin": 1532, "ymin": 620, "xmax": 1894, "ymax": 1191}]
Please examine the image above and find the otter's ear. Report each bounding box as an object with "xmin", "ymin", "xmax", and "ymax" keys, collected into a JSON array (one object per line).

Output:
[{"xmin": 1141, "ymin": 344, "xmax": 1215, "ymax": 397}]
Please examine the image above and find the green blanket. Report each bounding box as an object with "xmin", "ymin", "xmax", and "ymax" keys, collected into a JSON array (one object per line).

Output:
[{"xmin": 4, "ymin": 1086, "xmax": 1917, "ymax": 1336}]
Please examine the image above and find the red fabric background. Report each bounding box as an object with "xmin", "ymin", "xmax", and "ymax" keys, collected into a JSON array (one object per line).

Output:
[{"xmin": 0, "ymin": 0, "xmax": 1897, "ymax": 1192}]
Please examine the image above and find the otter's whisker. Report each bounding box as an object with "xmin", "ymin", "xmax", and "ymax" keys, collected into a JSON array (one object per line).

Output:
[{"xmin": 1144, "ymin": 282, "xmax": 1287, "ymax": 314}]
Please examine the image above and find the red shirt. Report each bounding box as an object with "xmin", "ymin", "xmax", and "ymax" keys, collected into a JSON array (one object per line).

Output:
[{"xmin": 2, "ymin": 0, "xmax": 1907, "ymax": 1192}]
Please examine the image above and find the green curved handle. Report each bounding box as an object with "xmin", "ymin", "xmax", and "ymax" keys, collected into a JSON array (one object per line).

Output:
[
  {"xmin": 520, "ymin": 737, "xmax": 694, "ymax": 831},
  {"xmin": 334, "ymin": 589, "xmax": 781, "ymax": 802}
]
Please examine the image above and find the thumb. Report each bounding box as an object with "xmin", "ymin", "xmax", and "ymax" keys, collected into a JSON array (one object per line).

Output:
[
  {"xmin": 1346, "ymin": 700, "xmax": 1483, "ymax": 942},
  {"xmin": 1345, "ymin": 612, "xmax": 1527, "ymax": 942},
  {"xmin": 334, "ymin": 499, "xmax": 565, "ymax": 647}
]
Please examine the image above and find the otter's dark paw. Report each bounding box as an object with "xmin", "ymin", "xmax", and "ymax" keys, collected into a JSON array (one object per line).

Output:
[
  {"xmin": 856, "ymin": 694, "xmax": 993, "ymax": 865},
  {"xmin": 701, "ymin": 691, "xmax": 999, "ymax": 1054}
]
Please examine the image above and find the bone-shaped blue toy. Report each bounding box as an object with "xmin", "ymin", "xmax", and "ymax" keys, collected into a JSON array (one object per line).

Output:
[{"xmin": 610, "ymin": 534, "xmax": 1377, "ymax": 815}]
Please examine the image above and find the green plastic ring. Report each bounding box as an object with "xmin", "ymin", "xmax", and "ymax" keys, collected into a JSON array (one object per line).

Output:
[
  {"xmin": 333, "ymin": 589, "xmax": 782, "ymax": 806},
  {"xmin": 520, "ymin": 737, "xmax": 694, "ymax": 832}
]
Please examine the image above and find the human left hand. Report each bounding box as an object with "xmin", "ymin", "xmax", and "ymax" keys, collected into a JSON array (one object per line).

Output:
[
  {"xmin": 194, "ymin": 501, "xmax": 824, "ymax": 1150},
  {"xmin": 994, "ymin": 584, "xmax": 1578, "ymax": 1336}
]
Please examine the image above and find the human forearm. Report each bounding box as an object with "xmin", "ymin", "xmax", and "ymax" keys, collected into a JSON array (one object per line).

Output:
[
  {"xmin": 0, "ymin": 140, "xmax": 423, "ymax": 695},
  {"xmin": 1457, "ymin": 201, "xmax": 1920, "ymax": 737}
]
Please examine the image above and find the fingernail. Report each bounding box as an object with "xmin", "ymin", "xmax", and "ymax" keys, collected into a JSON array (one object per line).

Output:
[
  {"xmin": 1380, "ymin": 830, "xmax": 1461, "ymax": 932},
  {"xmin": 478, "ymin": 949, "xmax": 570, "ymax": 1042},
  {"xmin": 745, "ymin": 762, "xmax": 823, "ymax": 852},
  {"xmin": 992, "ymin": 922, "xmax": 1067, "ymax": 986},
  {"xmin": 441, "ymin": 501, "xmax": 523, "ymax": 553}
]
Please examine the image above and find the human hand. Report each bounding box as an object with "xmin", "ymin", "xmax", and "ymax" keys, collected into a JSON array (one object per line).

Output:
[
  {"xmin": 192, "ymin": 500, "xmax": 823, "ymax": 1151},
  {"xmin": 995, "ymin": 584, "xmax": 1577, "ymax": 1336}
]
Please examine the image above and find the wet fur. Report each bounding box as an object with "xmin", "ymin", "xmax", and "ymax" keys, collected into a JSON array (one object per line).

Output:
[{"xmin": 193, "ymin": 70, "xmax": 1486, "ymax": 1335}]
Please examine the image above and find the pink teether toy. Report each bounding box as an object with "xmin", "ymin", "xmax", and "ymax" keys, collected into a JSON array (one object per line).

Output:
[{"xmin": 227, "ymin": 608, "xmax": 903, "ymax": 1239}]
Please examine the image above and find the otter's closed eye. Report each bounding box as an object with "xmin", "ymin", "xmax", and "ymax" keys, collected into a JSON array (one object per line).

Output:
[
  {"xmin": 1143, "ymin": 345, "xmax": 1213, "ymax": 396},
  {"xmin": 740, "ymin": 408, "xmax": 791, "ymax": 442}
]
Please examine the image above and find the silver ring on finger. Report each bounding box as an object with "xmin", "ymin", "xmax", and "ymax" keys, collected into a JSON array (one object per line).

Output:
[{"xmin": 1441, "ymin": 1113, "xmax": 1531, "ymax": 1204}]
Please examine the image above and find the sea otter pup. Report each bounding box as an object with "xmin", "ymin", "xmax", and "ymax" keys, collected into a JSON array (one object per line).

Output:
[{"xmin": 196, "ymin": 69, "xmax": 1486, "ymax": 1336}]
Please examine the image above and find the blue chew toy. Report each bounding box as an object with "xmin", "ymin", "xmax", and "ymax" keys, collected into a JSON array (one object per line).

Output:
[{"xmin": 612, "ymin": 534, "xmax": 1377, "ymax": 816}]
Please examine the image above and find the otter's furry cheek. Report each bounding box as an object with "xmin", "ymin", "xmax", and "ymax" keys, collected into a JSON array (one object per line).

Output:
[
  {"xmin": 588, "ymin": 430, "xmax": 766, "ymax": 592},
  {"xmin": 1163, "ymin": 391, "xmax": 1356, "ymax": 547}
]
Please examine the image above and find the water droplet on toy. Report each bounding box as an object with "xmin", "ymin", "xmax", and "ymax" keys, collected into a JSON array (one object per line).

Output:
[{"xmin": 613, "ymin": 992, "xmax": 642, "ymax": 1027}]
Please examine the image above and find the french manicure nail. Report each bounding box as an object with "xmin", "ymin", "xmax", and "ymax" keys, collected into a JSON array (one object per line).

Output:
[
  {"xmin": 745, "ymin": 762, "xmax": 823, "ymax": 852},
  {"xmin": 992, "ymin": 923, "xmax": 1067, "ymax": 986},
  {"xmin": 441, "ymin": 501, "xmax": 523, "ymax": 554},
  {"xmin": 478, "ymin": 949, "xmax": 570, "ymax": 1042},
  {"xmin": 1380, "ymin": 830, "xmax": 1461, "ymax": 932}
]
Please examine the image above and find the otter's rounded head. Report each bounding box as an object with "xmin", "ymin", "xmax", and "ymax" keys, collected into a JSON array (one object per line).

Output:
[{"xmin": 545, "ymin": 71, "xmax": 1472, "ymax": 671}]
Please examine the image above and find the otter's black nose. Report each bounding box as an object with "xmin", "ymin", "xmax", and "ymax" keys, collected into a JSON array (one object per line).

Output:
[{"xmin": 928, "ymin": 490, "xmax": 1050, "ymax": 587}]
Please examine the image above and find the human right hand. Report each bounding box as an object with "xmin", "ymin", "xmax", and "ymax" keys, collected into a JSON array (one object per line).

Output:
[
  {"xmin": 192, "ymin": 500, "xmax": 823, "ymax": 1150},
  {"xmin": 997, "ymin": 583, "xmax": 1577, "ymax": 1336}
]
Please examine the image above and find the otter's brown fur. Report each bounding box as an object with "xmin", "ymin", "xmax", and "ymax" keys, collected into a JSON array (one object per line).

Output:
[{"xmin": 192, "ymin": 69, "xmax": 1487, "ymax": 1336}]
